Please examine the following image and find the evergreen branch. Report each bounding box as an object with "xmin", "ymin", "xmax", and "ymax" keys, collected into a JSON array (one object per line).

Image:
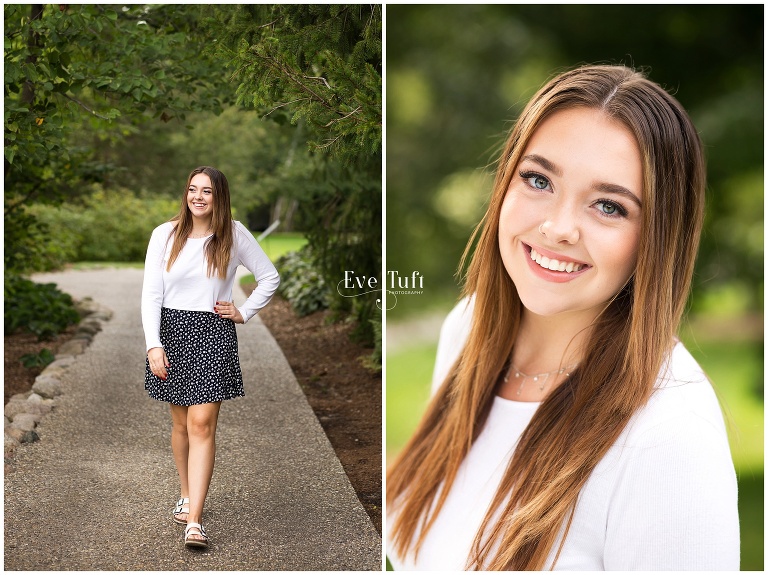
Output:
[
  {"xmin": 365, "ymin": 5, "xmax": 378, "ymax": 33},
  {"xmin": 262, "ymin": 97, "xmax": 311, "ymax": 117},
  {"xmin": 256, "ymin": 53, "xmax": 336, "ymax": 113},
  {"xmin": 316, "ymin": 135, "xmax": 341, "ymax": 149},
  {"xmin": 323, "ymin": 106, "xmax": 361, "ymax": 127},
  {"xmin": 303, "ymin": 75, "xmax": 331, "ymax": 90}
]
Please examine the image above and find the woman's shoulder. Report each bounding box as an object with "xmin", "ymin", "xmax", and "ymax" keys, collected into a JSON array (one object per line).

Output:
[
  {"xmin": 431, "ymin": 296, "xmax": 474, "ymax": 394},
  {"xmin": 152, "ymin": 221, "xmax": 176, "ymax": 236},
  {"xmin": 625, "ymin": 341, "xmax": 727, "ymax": 444},
  {"xmin": 441, "ymin": 295, "xmax": 474, "ymax": 340},
  {"xmin": 232, "ymin": 220, "xmax": 256, "ymax": 240},
  {"xmin": 148, "ymin": 221, "xmax": 176, "ymax": 244}
]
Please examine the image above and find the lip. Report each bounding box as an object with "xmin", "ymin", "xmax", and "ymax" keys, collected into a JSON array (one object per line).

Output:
[{"xmin": 521, "ymin": 242, "xmax": 591, "ymax": 283}]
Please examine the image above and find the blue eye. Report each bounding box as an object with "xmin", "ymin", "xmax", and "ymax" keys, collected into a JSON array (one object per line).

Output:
[
  {"xmin": 520, "ymin": 171, "xmax": 551, "ymax": 190},
  {"xmin": 595, "ymin": 200, "xmax": 627, "ymax": 218}
]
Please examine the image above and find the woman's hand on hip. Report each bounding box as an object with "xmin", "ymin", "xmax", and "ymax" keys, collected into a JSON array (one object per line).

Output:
[
  {"xmin": 215, "ymin": 301, "xmax": 244, "ymax": 324},
  {"xmin": 148, "ymin": 347, "xmax": 170, "ymax": 380}
]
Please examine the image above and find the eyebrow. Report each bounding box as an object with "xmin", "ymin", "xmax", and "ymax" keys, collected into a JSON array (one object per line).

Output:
[{"xmin": 520, "ymin": 153, "xmax": 642, "ymax": 207}]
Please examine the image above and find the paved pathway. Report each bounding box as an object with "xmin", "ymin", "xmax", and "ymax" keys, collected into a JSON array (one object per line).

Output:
[{"xmin": 4, "ymin": 268, "xmax": 381, "ymax": 570}]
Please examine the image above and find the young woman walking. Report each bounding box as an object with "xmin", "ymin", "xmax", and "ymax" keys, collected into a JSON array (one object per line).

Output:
[
  {"xmin": 142, "ymin": 166, "xmax": 280, "ymax": 549},
  {"xmin": 386, "ymin": 65, "xmax": 739, "ymax": 570}
]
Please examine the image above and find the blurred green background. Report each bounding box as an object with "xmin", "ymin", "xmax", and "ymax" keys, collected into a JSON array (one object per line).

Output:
[{"xmin": 385, "ymin": 5, "xmax": 763, "ymax": 570}]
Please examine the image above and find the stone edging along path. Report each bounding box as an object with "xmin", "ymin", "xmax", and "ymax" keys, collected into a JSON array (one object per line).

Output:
[{"xmin": 4, "ymin": 297, "xmax": 113, "ymax": 463}]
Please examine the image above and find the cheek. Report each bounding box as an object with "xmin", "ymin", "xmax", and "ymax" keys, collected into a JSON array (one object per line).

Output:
[
  {"xmin": 498, "ymin": 191, "xmax": 529, "ymax": 239},
  {"xmin": 597, "ymin": 226, "xmax": 641, "ymax": 287}
]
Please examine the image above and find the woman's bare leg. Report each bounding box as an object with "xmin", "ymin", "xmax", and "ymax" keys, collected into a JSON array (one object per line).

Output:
[
  {"xmin": 185, "ymin": 401, "xmax": 221, "ymax": 541},
  {"xmin": 169, "ymin": 404, "xmax": 190, "ymax": 521}
]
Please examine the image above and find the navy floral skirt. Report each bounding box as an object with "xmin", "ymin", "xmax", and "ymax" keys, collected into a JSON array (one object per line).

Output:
[{"xmin": 145, "ymin": 307, "xmax": 244, "ymax": 406}]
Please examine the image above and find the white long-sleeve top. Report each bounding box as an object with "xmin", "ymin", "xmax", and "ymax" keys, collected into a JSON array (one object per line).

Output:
[
  {"xmin": 141, "ymin": 220, "xmax": 280, "ymax": 351},
  {"xmin": 387, "ymin": 297, "xmax": 740, "ymax": 571}
]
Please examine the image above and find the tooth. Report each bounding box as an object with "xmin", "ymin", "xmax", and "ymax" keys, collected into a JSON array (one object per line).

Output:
[
  {"xmin": 540, "ymin": 256, "xmax": 550, "ymax": 268},
  {"xmin": 548, "ymin": 260, "xmax": 559, "ymax": 271},
  {"xmin": 530, "ymin": 248, "xmax": 537, "ymax": 261},
  {"xmin": 557, "ymin": 261, "xmax": 567, "ymax": 271},
  {"xmin": 565, "ymin": 262, "xmax": 575, "ymax": 273},
  {"xmin": 573, "ymin": 264, "xmax": 582, "ymax": 272}
]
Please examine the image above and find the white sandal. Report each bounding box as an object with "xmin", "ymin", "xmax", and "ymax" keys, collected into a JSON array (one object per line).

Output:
[
  {"xmin": 173, "ymin": 497, "xmax": 189, "ymax": 525},
  {"xmin": 184, "ymin": 522, "xmax": 209, "ymax": 548}
]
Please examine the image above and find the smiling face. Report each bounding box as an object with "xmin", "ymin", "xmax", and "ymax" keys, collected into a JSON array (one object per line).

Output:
[
  {"xmin": 187, "ymin": 172, "xmax": 214, "ymax": 222},
  {"xmin": 498, "ymin": 107, "xmax": 643, "ymax": 322}
]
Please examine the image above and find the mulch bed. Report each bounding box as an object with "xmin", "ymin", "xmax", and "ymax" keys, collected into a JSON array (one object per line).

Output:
[
  {"xmin": 256, "ymin": 295, "xmax": 382, "ymax": 534},
  {"xmin": 4, "ymin": 325, "xmax": 78, "ymax": 405}
]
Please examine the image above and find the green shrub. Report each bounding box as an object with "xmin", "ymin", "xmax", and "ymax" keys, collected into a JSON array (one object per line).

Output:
[
  {"xmin": 360, "ymin": 312, "xmax": 382, "ymax": 372},
  {"xmin": 4, "ymin": 275, "xmax": 80, "ymax": 340},
  {"xmin": 276, "ymin": 245, "xmax": 382, "ymax": 369},
  {"xmin": 276, "ymin": 246, "xmax": 332, "ymax": 316},
  {"xmin": 21, "ymin": 348, "xmax": 55, "ymax": 369},
  {"xmin": 30, "ymin": 186, "xmax": 180, "ymax": 264},
  {"xmin": 4, "ymin": 206, "xmax": 79, "ymax": 273}
]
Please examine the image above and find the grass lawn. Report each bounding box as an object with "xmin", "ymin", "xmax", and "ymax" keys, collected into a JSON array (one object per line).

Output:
[
  {"xmin": 239, "ymin": 232, "xmax": 308, "ymax": 285},
  {"xmin": 386, "ymin": 320, "xmax": 764, "ymax": 570},
  {"xmin": 252, "ymin": 232, "xmax": 307, "ymax": 261},
  {"xmin": 386, "ymin": 341, "xmax": 437, "ymax": 459},
  {"xmin": 72, "ymin": 232, "xmax": 307, "ymax": 275},
  {"xmin": 71, "ymin": 261, "xmax": 145, "ymax": 270}
]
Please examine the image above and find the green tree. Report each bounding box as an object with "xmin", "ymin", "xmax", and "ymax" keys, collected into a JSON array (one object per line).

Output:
[
  {"xmin": 206, "ymin": 5, "xmax": 382, "ymax": 346},
  {"xmin": 4, "ymin": 4, "xmax": 228, "ymax": 274}
]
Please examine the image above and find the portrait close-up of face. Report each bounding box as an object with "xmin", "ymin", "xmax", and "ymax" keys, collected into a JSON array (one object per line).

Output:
[{"xmin": 498, "ymin": 107, "xmax": 643, "ymax": 321}]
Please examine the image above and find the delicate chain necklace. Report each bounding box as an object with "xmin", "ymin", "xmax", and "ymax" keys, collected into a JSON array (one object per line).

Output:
[
  {"xmin": 189, "ymin": 227, "xmax": 212, "ymax": 239},
  {"xmin": 504, "ymin": 361, "xmax": 578, "ymax": 397}
]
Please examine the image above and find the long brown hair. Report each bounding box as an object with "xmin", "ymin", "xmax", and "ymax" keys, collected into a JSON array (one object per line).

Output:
[
  {"xmin": 387, "ymin": 65, "xmax": 706, "ymax": 570},
  {"xmin": 166, "ymin": 166, "xmax": 235, "ymax": 279}
]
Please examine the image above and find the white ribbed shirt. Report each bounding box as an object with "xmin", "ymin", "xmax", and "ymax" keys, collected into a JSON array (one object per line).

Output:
[
  {"xmin": 141, "ymin": 220, "xmax": 280, "ymax": 351},
  {"xmin": 387, "ymin": 298, "xmax": 740, "ymax": 570}
]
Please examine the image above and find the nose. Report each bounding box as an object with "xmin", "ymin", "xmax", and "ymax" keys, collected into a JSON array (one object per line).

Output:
[{"xmin": 539, "ymin": 204, "xmax": 580, "ymax": 244}]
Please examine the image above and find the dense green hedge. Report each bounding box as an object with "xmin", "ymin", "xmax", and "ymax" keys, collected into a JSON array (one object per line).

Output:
[
  {"xmin": 4, "ymin": 275, "xmax": 80, "ymax": 340},
  {"xmin": 275, "ymin": 245, "xmax": 381, "ymax": 370},
  {"xmin": 276, "ymin": 246, "xmax": 332, "ymax": 317},
  {"xmin": 30, "ymin": 187, "xmax": 180, "ymax": 267}
]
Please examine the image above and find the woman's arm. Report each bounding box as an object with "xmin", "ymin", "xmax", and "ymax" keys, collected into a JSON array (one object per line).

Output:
[
  {"xmin": 141, "ymin": 224, "xmax": 170, "ymax": 351},
  {"xmin": 603, "ymin": 411, "xmax": 739, "ymax": 570},
  {"xmin": 233, "ymin": 221, "xmax": 280, "ymax": 323}
]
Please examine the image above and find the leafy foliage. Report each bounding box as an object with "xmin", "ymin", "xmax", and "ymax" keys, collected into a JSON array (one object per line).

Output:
[
  {"xmin": 206, "ymin": 4, "xmax": 382, "ymax": 348},
  {"xmin": 4, "ymin": 5, "xmax": 383, "ymax": 364},
  {"xmin": 4, "ymin": 4, "xmax": 227, "ymax": 274},
  {"xmin": 4, "ymin": 276, "xmax": 80, "ymax": 340},
  {"xmin": 21, "ymin": 348, "xmax": 55, "ymax": 369},
  {"xmin": 275, "ymin": 246, "xmax": 332, "ymax": 317},
  {"xmin": 30, "ymin": 187, "xmax": 180, "ymax": 265},
  {"xmin": 207, "ymin": 4, "xmax": 381, "ymax": 159},
  {"xmin": 360, "ymin": 313, "xmax": 382, "ymax": 373},
  {"xmin": 100, "ymin": 107, "xmax": 304, "ymax": 228}
]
